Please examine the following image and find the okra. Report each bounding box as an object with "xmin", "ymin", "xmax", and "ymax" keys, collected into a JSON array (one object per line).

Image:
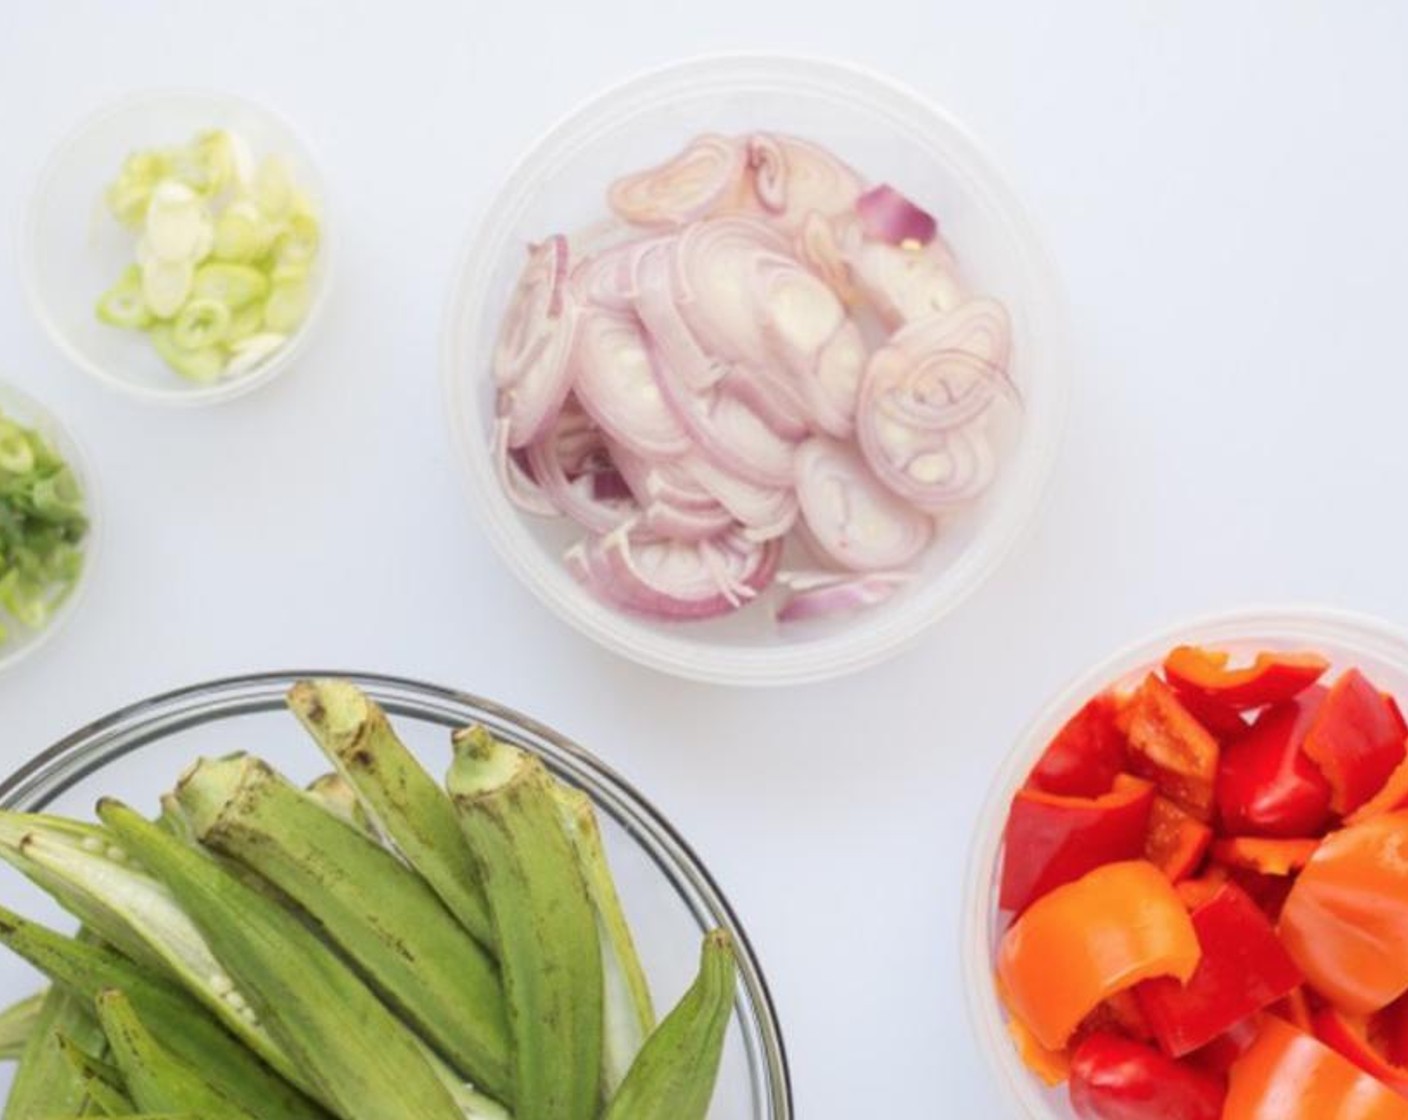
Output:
[
  {"xmin": 448, "ymin": 726, "xmax": 603, "ymax": 1120},
  {"xmin": 287, "ymin": 680, "xmax": 494, "ymax": 946},
  {"xmin": 0, "ymin": 904, "xmax": 328, "ymax": 1120},
  {"xmin": 95, "ymin": 990, "xmax": 259, "ymax": 1120},
  {"xmin": 0, "ymin": 811, "xmax": 296, "ymax": 1087},
  {"xmin": 602, "ymin": 930, "xmax": 737, "ymax": 1120},
  {"xmin": 0, "ymin": 991, "xmax": 45, "ymax": 1060},
  {"xmin": 53, "ymin": 1033, "xmax": 135, "ymax": 1115},
  {"xmin": 304, "ymin": 773, "xmax": 380, "ymax": 840},
  {"xmin": 176, "ymin": 754, "xmax": 511, "ymax": 1100},
  {"xmin": 97, "ymin": 799, "xmax": 465, "ymax": 1120},
  {"xmin": 3, "ymin": 984, "xmax": 105, "ymax": 1120},
  {"xmin": 554, "ymin": 785, "xmax": 656, "ymax": 1093}
]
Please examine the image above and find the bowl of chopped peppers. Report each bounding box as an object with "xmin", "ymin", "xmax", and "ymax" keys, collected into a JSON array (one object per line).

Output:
[{"xmin": 965, "ymin": 607, "xmax": 1408, "ymax": 1120}]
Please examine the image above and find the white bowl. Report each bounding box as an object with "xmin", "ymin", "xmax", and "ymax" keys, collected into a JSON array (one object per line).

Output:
[
  {"xmin": 442, "ymin": 54, "xmax": 1070, "ymax": 686},
  {"xmin": 0, "ymin": 381, "xmax": 98, "ymax": 673},
  {"xmin": 961, "ymin": 605, "xmax": 1408, "ymax": 1119},
  {"xmin": 22, "ymin": 89, "xmax": 333, "ymax": 407}
]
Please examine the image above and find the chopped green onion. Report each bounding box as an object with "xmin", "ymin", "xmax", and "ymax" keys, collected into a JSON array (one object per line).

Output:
[
  {"xmin": 192, "ymin": 263, "xmax": 268, "ymax": 310},
  {"xmin": 172, "ymin": 299, "xmax": 232, "ymax": 351}
]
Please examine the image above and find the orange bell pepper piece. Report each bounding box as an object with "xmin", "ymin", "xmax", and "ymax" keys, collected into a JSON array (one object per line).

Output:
[
  {"xmin": 1127, "ymin": 674, "xmax": 1221, "ymax": 820},
  {"xmin": 1146, "ymin": 795, "xmax": 1213, "ymax": 882},
  {"xmin": 1006, "ymin": 1015, "xmax": 1071, "ymax": 1087},
  {"xmin": 1213, "ymin": 837, "xmax": 1320, "ymax": 876},
  {"xmin": 1314, "ymin": 1006, "xmax": 1408, "ymax": 1097},
  {"xmin": 1164, "ymin": 646, "xmax": 1329, "ymax": 710},
  {"xmin": 1225, "ymin": 1017, "xmax": 1408, "ymax": 1120},
  {"xmin": 997, "ymin": 860, "xmax": 1201, "ymax": 1051},
  {"xmin": 1280, "ymin": 810, "xmax": 1408, "ymax": 1015},
  {"xmin": 1347, "ymin": 754, "xmax": 1408, "ymax": 826}
]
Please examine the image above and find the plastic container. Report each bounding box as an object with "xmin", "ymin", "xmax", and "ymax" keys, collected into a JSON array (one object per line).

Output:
[
  {"xmin": 961, "ymin": 605, "xmax": 1408, "ymax": 1119},
  {"xmin": 0, "ymin": 380, "xmax": 97, "ymax": 674},
  {"xmin": 22, "ymin": 89, "xmax": 332, "ymax": 406},
  {"xmin": 442, "ymin": 54, "xmax": 1069, "ymax": 686},
  {"xmin": 0, "ymin": 671, "xmax": 792, "ymax": 1119}
]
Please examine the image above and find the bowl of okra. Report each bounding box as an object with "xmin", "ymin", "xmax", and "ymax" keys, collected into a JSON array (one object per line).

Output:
[{"xmin": 0, "ymin": 672, "xmax": 791, "ymax": 1120}]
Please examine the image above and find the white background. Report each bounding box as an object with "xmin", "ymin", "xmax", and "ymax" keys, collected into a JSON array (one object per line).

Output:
[{"xmin": 3, "ymin": 2, "xmax": 1408, "ymax": 1116}]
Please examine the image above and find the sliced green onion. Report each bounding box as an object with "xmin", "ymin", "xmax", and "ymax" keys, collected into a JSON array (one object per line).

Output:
[
  {"xmin": 142, "ymin": 258, "xmax": 195, "ymax": 319},
  {"xmin": 212, "ymin": 202, "xmax": 270, "ymax": 263},
  {"xmin": 192, "ymin": 263, "xmax": 269, "ymax": 310},
  {"xmin": 96, "ymin": 266, "xmax": 153, "ymax": 330},
  {"xmin": 172, "ymin": 299, "xmax": 232, "ymax": 350},
  {"xmin": 151, "ymin": 326, "xmax": 226, "ymax": 384},
  {"xmin": 0, "ymin": 421, "xmax": 37, "ymax": 476},
  {"xmin": 263, "ymin": 281, "xmax": 311, "ymax": 333}
]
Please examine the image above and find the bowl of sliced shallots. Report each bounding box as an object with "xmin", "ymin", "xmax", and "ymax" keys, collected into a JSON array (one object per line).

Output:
[{"xmin": 442, "ymin": 53, "xmax": 1069, "ymax": 685}]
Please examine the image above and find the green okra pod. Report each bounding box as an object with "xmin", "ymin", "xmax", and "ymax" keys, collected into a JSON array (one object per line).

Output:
[
  {"xmin": 287, "ymin": 679, "xmax": 494, "ymax": 946},
  {"xmin": 602, "ymin": 930, "xmax": 737, "ymax": 1120},
  {"xmin": 554, "ymin": 784, "xmax": 656, "ymax": 1093},
  {"xmin": 3, "ymin": 984, "xmax": 106, "ymax": 1120},
  {"xmin": 53, "ymin": 1033, "xmax": 136, "ymax": 1115},
  {"xmin": 97, "ymin": 799, "xmax": 465, "ymax": 1120},
  {"xmin": 94, "ymin": 990, "xmax": 259, "ymax": 1120},
  {"xmin": 304, "ymin": 773, "xmax": 381, "ymax": 840},
  {"xmin": 0, "ymin": 991, "xmax": 45, "ymax": 1061},
  {"xmin": 0, "ymin": 904, "xmax": 328, "ymax": 1120},
  {"xmin": 448, "ymin": 726, "xmax": 604, "ymax": 1120},
  {"xmin": 176, "ymin": 754, "xmax": 511, "ymax": 1100}
]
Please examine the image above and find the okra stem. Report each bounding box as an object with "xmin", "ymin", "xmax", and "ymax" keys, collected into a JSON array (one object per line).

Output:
[
  {"xmin": 448, "ymin": 726, "xmax": 604, "ymax": 1120},
  {"xmin": 304, "ymin": 773, "xmax": 381, "ymax": 840}
]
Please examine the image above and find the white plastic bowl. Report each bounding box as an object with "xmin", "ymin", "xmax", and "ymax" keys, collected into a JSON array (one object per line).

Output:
[
  {"xmin": 442, "ymin": 54, "xmax": 1070, "ymax": 686},
  {"xmin": 961, "ymin": 605, "xmax": 1408, "ymax": 1120},
  {"xmin": 0, "ymin": 381, "xmax": 98, "ymax": 673},
  {"xmin": 22, "ymin": 89, "xmax": 333, "ymax": 407}
]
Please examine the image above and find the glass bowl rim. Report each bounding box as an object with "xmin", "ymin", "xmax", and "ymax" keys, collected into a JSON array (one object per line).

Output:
[{"xmin": 0, "ymin": 668, "xmax": 793, "ymax": 1119}]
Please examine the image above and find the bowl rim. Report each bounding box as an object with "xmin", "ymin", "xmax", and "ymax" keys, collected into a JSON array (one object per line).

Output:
[
  {"xmin": 19, "ymin": 86, "xmax": 335, "ymax": 408},
  {"xmin": 440, "ymin": 50, "xmax": 1071, "ymax": 687},
  {"xmin": 0, "ymin": 379, "xmax": 99, "ymax": 675},
  {"xmin": 959, "ymin": 602, "xmax": 1408, "ymax": 1119},
  {"xmin": 0, "ymin": 668, "xmax": 794, "ymax": 1119}
]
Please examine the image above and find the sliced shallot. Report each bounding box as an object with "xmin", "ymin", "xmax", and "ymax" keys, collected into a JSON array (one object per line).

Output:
[
  {"xmin": 608, "ymin": 134, "xmax": 748, "ymax": 229},
  {"xmin": 776, "ymin": 571, "xmax": 910, "ymax": 623},
  {"xmin": 524, "ymin": 408, "xmax": 639, "ymax": 534},
  {"xmin": 492, "ymin": 417, "xmax": 558, "ymax": 517},
  {"xmin": 494, "ymin": 235, "xmax": 578, "ymax": 446},
  {"xmin": 848, "ymin": 236, "xmax": 966, "ymax": 328},
  {"xmin": 573, "ymin": 309, "xmax": 691, "ymax": 459},
  {"xmin": 855, "ymin": 184, "xmax": 937, "ymax": 246},
  {"xmin": 794, "ymin": 437, "xmax": 933, "ymax": 571},
  {"xmin": 752, "ymin": 134, "xmax": 864, "ymax": 230}
]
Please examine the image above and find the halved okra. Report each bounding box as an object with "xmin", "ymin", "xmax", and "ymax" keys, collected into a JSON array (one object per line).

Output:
[
  {"xmin": 97, "ymin": 800, "xmax": 465, "ymax": 1120},
  {"xmin": 0, "ymin": 991, "xmax": 45, "ymax": 1060},
  {"xmin": 602, "ymin": 930, "xmax": 737, "ymax": 1120},
  {"xmin": 0, "ymin": 904, "xmax": 329, "ymax": 1120},
  {"xmin": 95, "ymin": 989, "xmax": 259, "ymax": 1120},
  {"xmin": 286, "ymin": 680, "xmax": 494, "ymax": 946},
  {"xmin": 448, "ymin": 725, "xmax": 603, "ymax": 1120},
  {"xmin": 554, "ymin": 784, "xmax": 656, "ymax": 1093},
  {"xmin": 175, "ymin": 753, "xmax": 511, "ymax": 1101},
  {"xmin": 3, "ymin": 984, "xmax": 106, "ymax": 1120}
]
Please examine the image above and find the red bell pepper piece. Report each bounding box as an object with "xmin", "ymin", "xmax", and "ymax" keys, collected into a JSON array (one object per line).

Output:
[
  {"xmin": 1069, "ymin": 1032, "xmax": 1226, "ymax": 1120},
  {"xmin": 1313, "ymin": 1006, "xmax": 1408, "ymax": 1097},
  {"xmin": 1164, "ymin": 646, "xmax": 1330, "ymax": 710},
  {"xmin": 1127, "ymin": 674, "xmax": 1221, "ymax": 820},
  {"xmin": 1135, "ymin": 882, "xmax": 1302, "ymax": 1057},
  {"xmin": 1270, "ymin": 988, "xmax": 1315, "ymax": 1033},
  {"xmin": 1176, "ymin": 869, "xmax": 1230, "ymax": 911},
  {"xmin": 1348, "ymin": 754, "xmax": 1408, "ymax": 825},
  {"xmin": 1029, "ymin": 692, "xmax": 1128, "ymax": 798},
  {"xmin": 1145, "ymin": 795, "xmax": 1213, "ymax": 882},
  {"xmin": 999, "ymin": 775, "xmax": 1156, "ymax": 913},
  {"xmin": 1303, "ymin": 668, "xmax": 1408, "ymax": 815},
  {"xmin": 1215, "ymin": 686, "xmax": 1333, "ymax": 838},
  {"xmin": 1382, "ymin": 994, "xmax": 1408, "ymax": 1069},
  {"xmin": 1170, "ymin": 682, "xmax": 1251, "ymax": 743},
  {"xmin": 1225, "ymin": 866, "xmax": 1297, "ymax": 921},
  {"xmin": 1212, "ymin": 836, "xmax": 1319, "ymax": 875},
  {"xmin": 1189, "ymin": 1015, "xmax": 1263, "ymax": 1078}
]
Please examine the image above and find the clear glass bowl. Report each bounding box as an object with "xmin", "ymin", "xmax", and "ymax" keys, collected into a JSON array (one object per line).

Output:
[
  {"xmin": 442, "ymin": 53, "xmax": 1070, "ymax": 686},
  {"xmin": 961, "ymin": 605, "xmax": 1408, "ymax": 1120},
  {"xmin": 0, "ymin": 671, "xmax": 792, "ymax": 1119},
  {"xmin": 0, "ymin": 380, "xmax": 98, "ymax": 674},
  {"xmin": 23, "ymin": 89, "xmax": 333, "ymax": 407}
]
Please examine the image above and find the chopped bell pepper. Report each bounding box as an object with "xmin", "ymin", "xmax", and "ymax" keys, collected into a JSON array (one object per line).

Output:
[
  {"xmin": 1177, "ymin": 870, "xmax": 1230, "ymax": 911},
  {"xmin": 1347, "ymin": 755, "xmax": 1408, "ymax": 825},
  {"xmin": 1164, "ymin": 646, "xmax": 1329, "ymax": 710},
  {"xmin": 1000, "ymin": 775, "xmax": 1156, "ymax": 913},
  {"xmin": 1213, "ymin": 837, "xmax": 1320, "ymax": 875},
  {"xmin": 1382, "ymin": 994, "xmax": 1408, "ymax": 1069},
  {"xmin": 1304, "ymin": 669, "xmax": 1408, "ymax": 815},
  {"xmin": 1189, "ymin": 1015, "xmax": 1263, "ymax": 1078},
  {"xmin": 1170, "ymin": 681, "xmax": 1252, "ymax": 742},
  {"xmin": 1008, "ymin": 1015, "xmax": 1071, "ymax": 1087},
  {"xmin": 1280, "ymin": 810, "xmax": 1408, "ymax": 1015},
  {"xmin": 1127, "ymin": 674, "xmax": 1221, "ymax": 820},
  {"xmin": 1135, "ymin": 882, "xmax": 1302, "ymax": 1057},
  {"xmin": 1145, "ymin": 795, "xmax": 1213, "ymax": 882},
  {"xmin": 1029, "ymin": 693, "xmax": 1128, "ymax": 798},
  {"xmin": 1216, "ymin": 687, "xmax": 1334, "ymax": 838},
  {"xmin": 1225, "ymin": 866, "xmax": 1298, "ymax": 921},
  {"xmin": 1271, "ymin": 988, "xmax": 1316, "ymax": 1033},
  {"xmin": 998, "ymin": 860, "xmax": 1201, "ymax": 1051},
  {"xmin": 1313, "ymin": 1007, "xmax": 1408, "ymax": 1097},
  {"xmin": 1224, "ymin": 1017, "xmax": 1408, "ymax": 1120},
  {"xmin": 1068, "ymin": 1032, "xmax": 1225, "ymax": 1120}
]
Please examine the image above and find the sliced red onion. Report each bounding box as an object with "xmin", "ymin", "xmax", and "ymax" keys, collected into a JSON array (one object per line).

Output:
[
  {"xmin": 674, "ymin": 216, "xmax": 794, "ymax": 367},
  {"xmin": 754, "ymin": 134, "xmax": 863, "ymax": 231},
  {"xmin": 524, "ymin": 409, "xmax": 639, "ymax": 535},
  {"xmin": 848, "ymin": 237, "xmax": 966, "ymax": 328},
  {"xmin": 573, "ymin": 309, "xmax": 691, "ymax": 459},
  {"xmin": 572, "ymin": 238, "xmax": 662, "ymax": 313},
  {"xmin": 796, "ymin": 212, "xmax": 859, "ymax": 304},
  {"xmin": 492, "ymin": 417, "xmax": 559, "ymax": 517},
  {"xmin": 608, "ymin": 135, "xmax": 748, "ymax": 229},
  {"xmin": 641, "ymin": 497, "xmax": 735, "ymax": 542},
  {"xmin": 804, "ymin": 320, "xmax": 867, "ymax": 439},
  {"xmin": 746, "ymin": 134, "xmax": 788, "ymax": 213},
  {"xmin": 856, "ymin": 184, "xmax": 937, "ymax": 247},
  {"xmin": 564, "ymin": 529, "xmax": 780, "ymax": 621},
  {"xmin": 793, "ymin": 438, "xmax": 934, "ymax": 571},
  {"xmin": 494, "ymin": 236, "xmax": 579, "ymax": 446},
  {"xmin": 631, "ymin": 242, "xmax": 728, "ymax": 392},
  {"xmin": 591, "ymin": 470, "xmax": 633, "ymax": 502},
  {"xmin": 858, "ymin": 418, "xmax": 997, "ymax": 511},
  {"xmin": 776, "ymin": 570, "xmax": 910, "ymax": 623},
  {"xmin": 685, "ymin": 455, "xmax": 798, "ymax": 540},
  {"xmin": 653, "ymin": 370, "xmax": 798, "ymax": 489},
  {"xmin": 720, "ymin": 363, "xmax": 811, "ymax": 440}
]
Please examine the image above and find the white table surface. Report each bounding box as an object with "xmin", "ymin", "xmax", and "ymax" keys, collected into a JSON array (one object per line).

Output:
[{"xmin": 3, "ymin": 2, "xmax": 1408, "ymax": 1115}]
